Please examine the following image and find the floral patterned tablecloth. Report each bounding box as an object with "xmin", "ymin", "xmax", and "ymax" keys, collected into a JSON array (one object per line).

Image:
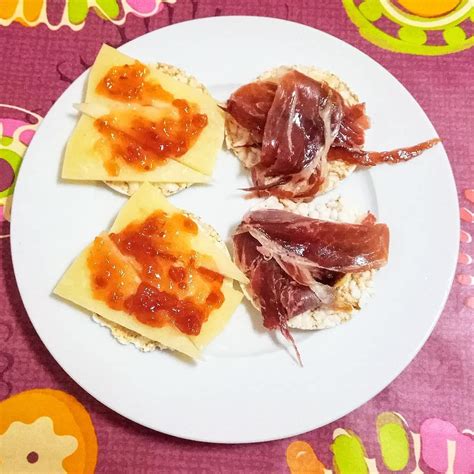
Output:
[{"xmin": 0, "ymin": 1, "xmax": 473, "ymax": 472}]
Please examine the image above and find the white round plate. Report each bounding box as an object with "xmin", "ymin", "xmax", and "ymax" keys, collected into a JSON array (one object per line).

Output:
[{"xmin": 11, "ymin": 17, "xmax": 459, "ymax": 443}]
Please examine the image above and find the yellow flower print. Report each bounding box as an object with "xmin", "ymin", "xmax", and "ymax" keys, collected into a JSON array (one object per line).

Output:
[
  {"xmin": 0, "ymin": 417, "xmax": 78, "ymax": 473},
  {"xmin": 342, "ymin": 0, "xmax": 474, "ymax": 55},
  {"xmin": 0, "ymin": 389, "xmax": 97, "ymax": 473}
]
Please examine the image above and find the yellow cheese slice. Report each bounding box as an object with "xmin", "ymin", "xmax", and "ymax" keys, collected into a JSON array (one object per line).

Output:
[
  {"xmin": 85, "ymin": 45, "xmax": 140, "ymax": 105},
  {"xmin": 84, "ymin": 44, "xmax": 224, "ymax": 176},
  {"xmin": 62, "ymin": 114, "xmax": 210, "ymax": 183},
  {"xmin": 75, "ymin": 102, "xmax": 172, "ymax": 119},
  {"xmin": 110, "ymin": 182, "xmax": 248, "ymax": 284},
  {"xmin": 190, "ymin": 278, "xmax": 242, "ymax": 350},
  {"xmin": 54, "ymin": 237, "xmax": 200, "ymax": 359}
]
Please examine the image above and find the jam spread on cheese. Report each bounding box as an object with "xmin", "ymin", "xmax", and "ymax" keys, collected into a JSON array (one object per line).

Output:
[
  {"xmin": 95, "ymin": 62, "xmax": 208, "ymax": 176},
  {"xmin": 87, "ymin": 236, "xmax": 140, "ymax": 311},
  {"xmin": 87, "ymin": 211, "xmax": 224, "ymax": 335},
  {"xmin": 96, "ymin": 62, "xmax": 174, "ymax": 104}
]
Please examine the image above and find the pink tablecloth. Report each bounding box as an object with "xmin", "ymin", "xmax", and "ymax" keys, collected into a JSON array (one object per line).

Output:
[{"xmin": 0, "ymin": 1, "xmax": 472, "ymax": 472}]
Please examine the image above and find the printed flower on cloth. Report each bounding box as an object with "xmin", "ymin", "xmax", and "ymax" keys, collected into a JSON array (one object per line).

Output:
[
  {"xmin": 0, "ymin": 389, "xmax": 97, "ymax": 473},
  {"xmin": 0, "ymin": 105, "xmax": 41, "ymax": 234},
  {"xmin": 342, "ymin": 0, "xmax": 474, "ymax": 55},
  {"xmin": 286, "ymin": 412, "xmax": 474, "ymax": 473},
  {"xmin": 0, "ymin": 0, "xmax": 175, "ymax": 29}
]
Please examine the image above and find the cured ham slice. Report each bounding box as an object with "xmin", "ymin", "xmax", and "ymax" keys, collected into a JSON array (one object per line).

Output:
[
  {"xmin": 328, "ymin": 138, "xmax": 440, "ymax": 166},
  {"xmin": 227, "ymin": 74, "xmax": 369, "ymax": 150},
  {"xmin": 240, "ymin": 209, "xmax": 389, "ymax": 272},
  {"xmin": 226, "ymin": 81, "xmax": 277, "ymax": 143},
  {"xmin": 249, "ymin": 71, "xmax": 342, "ymax": 199},
  {"xmin": 226, "ymin": 70, "xmax": 439, "ymax": 200},
  {"xmin": 233, "ymin": 209, "xmax": 389, "ymax": 362},
  {"xmin": 233, "ymin": 232, "xmax": 315, "ymax": 364},
  {"xmin": 332, "ymin": 102, "xmax": 370, "ymax": 149}
]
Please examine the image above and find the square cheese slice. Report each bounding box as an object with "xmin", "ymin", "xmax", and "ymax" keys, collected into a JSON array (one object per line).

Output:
[
  {"xmin": 189, "ymin": 278, "xmax": 242, "ymax": 351},
  {"xmin": 62, "ymin": 114, "xmax": 210, "ymax": 183},
  {"xmin": 54, "ymin": 236, "xmax": 200, "ymax": 359}
]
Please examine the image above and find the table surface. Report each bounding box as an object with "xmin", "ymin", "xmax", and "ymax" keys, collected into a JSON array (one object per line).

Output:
[{"xmin": 0, "ymin": 1, "xmax": 472, "ymax": 472}]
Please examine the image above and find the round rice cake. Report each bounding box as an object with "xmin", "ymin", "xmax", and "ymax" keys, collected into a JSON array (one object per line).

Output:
[
  {"xmin": 105, "ymin": 181, "xmax": 190, "ymax": 197},
  {"xmin": 92, "ymin": 213, "xmax": 230, "ymax": 352},
  {"xmin": 224, "ymin": 65, "xmax": 358, "ymax": 195},
  {"xmin": 240, "ymin": 196, "xmax": 376, "ymax": 331},
  {"xmin": 104, "ymin": 62, "xmax": 211, "ymax": 197}
]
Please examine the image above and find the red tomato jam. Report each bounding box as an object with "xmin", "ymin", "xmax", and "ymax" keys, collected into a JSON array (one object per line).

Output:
[
  {"xmin": 87, "ymin": 236, "xmax": 140, "ymax": 311},
  {"xmin": 96, "ymin": 62, "xmax": 174, "ymax": 104},
  {"xmin": 94, "ymin": 104, "xmax": 207, "ymax": 176},
  {"xmin": 94, "ymin": 62, "xmax": 208, "ymax": 176},
  {"xmin": 88, "ymin": 211, "xmax": 224, "ymax": 336}
]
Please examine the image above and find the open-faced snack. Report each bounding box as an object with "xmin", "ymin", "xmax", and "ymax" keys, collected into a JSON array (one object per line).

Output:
[
  {"xmin": 54, "ymin": 183, "xmax": 247, "ymax": 358},
  {"xmin": 232, "ymin": 196, "xmax": 389, "ymax": 363},
  {"xmin": 62, "ymin": 45, "xmax": 225, "ymax": 196},
  {"xmin": 225, "ymin": 66, "xmax": 439, "ymax": 201}
]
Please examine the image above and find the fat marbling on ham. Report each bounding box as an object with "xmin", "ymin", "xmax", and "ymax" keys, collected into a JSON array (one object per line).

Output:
[
  {"xmin": 227, "ymin": 70, "xmax": 440, "ymax": 200},
  {"xmin": 232, "ymin": 209, "xmax": 389, "ymax": 363}
]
